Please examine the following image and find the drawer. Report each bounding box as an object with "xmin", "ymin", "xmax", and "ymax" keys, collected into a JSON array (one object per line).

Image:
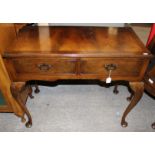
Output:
[
  {"xmin": 4, "ymin": 57, "xmax": 148, "ymax": 81},
  {"xmin": 80, "ymin": 58, "xmax": 145, "ymax": 78},
  {"xmin": 7, "ymin": 58, "xmax": 76, "ymax": 75}
]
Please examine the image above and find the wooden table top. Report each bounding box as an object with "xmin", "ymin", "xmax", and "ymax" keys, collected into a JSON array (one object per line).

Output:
[{"xmin": 4, "ymin": 26, "xmax": 150, "ymax": 57}]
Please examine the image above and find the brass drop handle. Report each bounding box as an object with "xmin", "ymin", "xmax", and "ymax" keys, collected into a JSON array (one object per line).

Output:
[
  {"xmin": 104, "ymin": 64, "xmax": 117, "ymax": 84},
  {"xmin": 104, "ymin": 64, "xmax": 117, "ymax": 71},
  {"xmin": 37, "ymin": 63, "xmax": 52, "ymax": 71}
]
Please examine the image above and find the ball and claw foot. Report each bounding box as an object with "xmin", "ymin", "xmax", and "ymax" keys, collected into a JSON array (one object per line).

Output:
[
  {"xmin": 34, "ymin": 85, "xmax": 40, "ymax": 94},
  {"xmin": 151, "ymin": 123, "xmax": 155, "ymax": 129},
  {"xmin": 127, "ymin": 96, "xmax": 132, "ymax": 101},
  {"xmin": 28, "ymin": 86, "xmax": 34, "ymax": 99},
  {"xmin": 121, "ymin": 121, "xmax": 128, "ymax": 128},
  {"xmin": 29, "ymin": 94, "xmax": 34, "ymax": 99},
  {"xmin": 113, "ymin": 85, "xmax": 119, "ymax": 94},
  {"xmin": 25, "ymin": 121, "xmax": 32, "ymax": 128},
  {"xmin": 127, "ymin": 93, "xmax": 133, "ymax": 102},
  {"xmin": 113, "ymin": 89, "xmax": 119, "ymax": 94},
  {"xmin": 34, "ymin": 88, "xmax": 40, "ymax": 94}
]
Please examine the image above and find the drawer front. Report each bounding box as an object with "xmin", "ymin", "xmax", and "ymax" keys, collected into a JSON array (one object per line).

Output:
[
  {"xmin": 8, "ymin": 58, "xmax": 76, "ymax": 75},
  {"xmin": 80, "ymin": 58, "xmax": 145, "ymax": 78},
  {"xmin": 4, "ymin": 57, "xmax": 148, "ymax": 81}
]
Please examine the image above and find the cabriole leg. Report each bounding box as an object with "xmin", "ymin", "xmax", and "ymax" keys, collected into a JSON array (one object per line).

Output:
[
  {"xmin": 121, "ymin": 82, "xmax": 144, "ymax": 127},
  {"xmin": 127, "ymin": 92, "xmax": 134, "ymax": 101},
  {"xmin": 34, "ymin": 84, "xmax": 40, "ymax": 94},
  {"xmin": 113, "ymin": 84, "xmax": 119, "ymax": 94},
  {"xmin": 28, "ymin": 85, "xmax": 34, "ymax": 99},
  {"xmin": 10, "ymin": 82, "xmax": 32, "ymax": 128}
]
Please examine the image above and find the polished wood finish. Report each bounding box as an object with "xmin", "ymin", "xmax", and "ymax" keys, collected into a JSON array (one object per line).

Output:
[
  {"xmin": 0, "ymin": 55, "xmax": 24, "ymax": 115},
  {"xmin": 0, "ymin": 55, "xmax": 13, "ymax": 112},
  {"xmin": 4, "ymin": 26, "xmax": 151, "ymax": 56},
  {"xmin": 10, "ymin": 82, "xmax": 32, "ymax": 127},
  {"xmin": 4, "ymin": 27, "xmax": 151, "ymax": 81},
  {"xmin": 121, "ymin": 82, "xmax": 144, "ymax": 127},
  {"xmin": 5, "ymin": 57, "xmax": 77, "ymax": 81},
  {"xmin": 80, "ymin": 58, "xmax": 146, "ymax": 80},
  {"xmin": 0, "ymin": 23, "xmax": 31, "ymax": 126},
  {"xmin": 0, "ymin": 24, "xmax": 24, "ymax": 115},
  {"xmin": 4, "ymin": 57, "xmax": 149, "ymax": 82},
  {"xmin": 3, "ymin": 26, "xmax": 152, "ymax": 127},
  {"xmin": 14, "ymin": 23, "xmax": 27, "ymax": 34},
  {"xmin": 0, "ymin": 24, "xmax": 16, "ymax": 54}
]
